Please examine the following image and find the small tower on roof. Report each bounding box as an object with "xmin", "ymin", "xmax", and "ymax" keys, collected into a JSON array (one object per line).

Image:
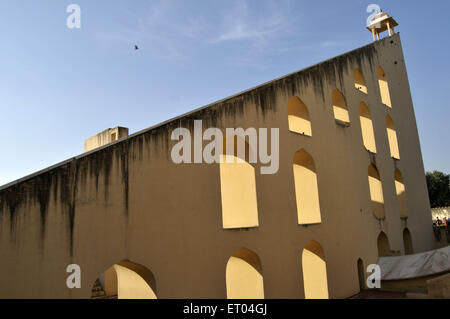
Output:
[{"xmin": 367, "ymin": 9, "xmax": 398, "ymax": 42}]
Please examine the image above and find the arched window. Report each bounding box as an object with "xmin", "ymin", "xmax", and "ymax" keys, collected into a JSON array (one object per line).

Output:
[
  {"xmin": 358, "ymin": 102, "xmax": 377, "ymax": 153},
  {"xmin": 91, "ymin": 260, "xmax": 157, "ymax": 299},
  {"xmin": 386, "ymin": 115, "xmax": 400, "ymax": 159},
  {"xmin": 288, "ymin": 97, "xmax": 312, "ymax": 136},
  {"xmin": 403, "ymin": 228, "xmax": 413, "ymax": 255},
  {"xmin": 302, "ymin": 241, "xmax": 329, "ymax": 299},
  {"xmin": 395, "ymin": 169, "xmax": 408, "ymax": 218},
  {"xmin": 368, "ymin": 164, "xmax": 385, "ymax": 219},
  {"xmin": 293, "ymin": 149, "xmax": 321, "ymax": 225},
  {"xmin": 220, "ymin": 136, "xmax": 259, "ymax": 229},
  {"xmin": 354, "ymin": 68, "xmax": 368, "ymax": 94},
  {"xmin": 377, "ymin": 66, "xmax": 392, "ymax": 107},
  {"xmin": 377, "ymin": 232, "xmax": 391, "ymax": 257},
  {"xmin": 226, "ymin": 248, "xmax": 264, "ymax": 299},
  {"xmin": 332, "ymin": 89, "xmax": 350, "ymax": 124}
]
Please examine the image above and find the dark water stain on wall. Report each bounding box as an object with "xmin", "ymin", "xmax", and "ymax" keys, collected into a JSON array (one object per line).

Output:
[
  {"xmin": 137, "ymin": 135, "xmax": 144, "ymax": 161},
  {"xmin": 58, "ymin": 161, "xmax": 78, "ymax": 256},
  {"xmin": 0, "ymin": 184, "xmax": 22, "ymax": 239},
  {"xmin": 281, "ymin": 44, "xmax": 377, "ymax": 101},
  {"xmin": 118, "ymin": 141, "xmax": 130, "ymax": 215},
  {"xmin": 33, "ymin": 172, "xmax": 55, "ymax": 244},
  {"xmin": 87, "ymin": 148, "xmax": 114, "ymax": 201}
]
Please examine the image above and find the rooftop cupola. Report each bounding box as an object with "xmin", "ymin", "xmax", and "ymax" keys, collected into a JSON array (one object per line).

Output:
[{"xmin": 367, "ymin": 9, "xmax": 398, "ymax": 42}]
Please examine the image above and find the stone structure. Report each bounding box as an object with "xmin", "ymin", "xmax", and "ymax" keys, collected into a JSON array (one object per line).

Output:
[
  {"xmin": 0, "ymin": 28, "xmax": 435, "ymax": 298},
  {"xmin": 84, "ymin": 127, "xmax": 129, "ymax": 153}
]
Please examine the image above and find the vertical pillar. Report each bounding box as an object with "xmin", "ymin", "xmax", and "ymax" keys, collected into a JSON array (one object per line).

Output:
[
  {"xmin": 372, "ymin": 28, "xmax": 376, "ymax": 42},
  {"xmin": 387, "ymin": 22, "xmax": 392, "ymax": 36}
]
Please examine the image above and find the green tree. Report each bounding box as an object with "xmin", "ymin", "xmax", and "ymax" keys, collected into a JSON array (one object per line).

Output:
[{"xmin": 426, "ymin": 171, "xmax": 450, "ymax": 208}]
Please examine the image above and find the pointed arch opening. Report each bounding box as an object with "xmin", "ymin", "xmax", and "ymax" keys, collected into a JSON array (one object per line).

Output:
[
  {"xmin": 377, "ymin": 66, "xmax": 392, "ymax": 107},
  {"xmin": 220, "ymin": 135, "xmax": 259, "ymax": 229},
  {"xmin": 332, "ymin": 89, "xmax": 350, "ymax": 124},
  {"xmin": 226, "ymin": 248, "xmax": 264, "ymax": 299},
  {"xmin": 386, "ymin": 115, "xmax": 400, "ymax": 159},
  {"xmin": 377, "ymin": 232, "xmax": 391, "ymax": 257},
  {"xmin": 358, "ymin": 102, "xmax": 377, "ymax": 153},
  {"xmin": 91, "ymin": 260, "xmax": 157, "ymax": 299},
  {"xmin": 403, "ymin": 228, "xmax": 414, "ymax": 255},
  {"xmin": 293, "ymin": 149, "xmax": 322, "ymax": 225},
  {"xmin": 288, "ymin": 97, "xmax": 312, "ymax": 136},
  {"xmin": 357, "ymin": 258, "xmax": 365, "ymax": 292},
  {"xmin": 302, "ymin": 240, "xmax": 329, "ymax": 299},
  {"xmin": 354, "ymin": 68, "xmax": 368, "ymax": 93},
  {"xmin": 395, "ymin": 169, "xmax": 408, "ymax": 218},
  {"xmin": 368, "ymin": 164, "xmax": 385, "ymax": 219}
]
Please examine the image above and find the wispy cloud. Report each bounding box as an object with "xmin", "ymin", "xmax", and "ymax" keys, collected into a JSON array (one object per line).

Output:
[
  {"xmin": 205, "ymin": 0, "xmax": 300, "ymax": 68},
  {"xmin": 211, "ymin": 0, "xmax": 287, "ymax": 46},
  {"xmin": 93, "ymin": 0, "xmax": 308, "ymax": 67}
]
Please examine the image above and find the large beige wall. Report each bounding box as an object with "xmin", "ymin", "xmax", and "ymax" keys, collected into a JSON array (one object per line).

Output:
[{"xmin": 0, "ymin": 33, "xmax": 435, "ymax": 298}]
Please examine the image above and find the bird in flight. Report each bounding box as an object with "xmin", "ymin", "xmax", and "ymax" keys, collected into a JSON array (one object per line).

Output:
[{"xmin": 134, "ymin": 45, "xmax": 139, "ymax": 50}]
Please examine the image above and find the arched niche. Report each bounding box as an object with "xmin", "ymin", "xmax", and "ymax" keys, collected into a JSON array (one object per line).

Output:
[
  {"xmin": 293, "ymin": 149, "xmax": 322, "ymax": 225},
  {"xmin": 288, "ymin": 96, "xmax": 312, "ymax": 136},
  {"xmin": 354, "ymin": 68, "xmax": 368, "ymax": 94},
  {"xmin": 302, "ymin": 240, "xmax": 329, "ymax": 299},
  {"xmin": 403, "ymin": 228, "xmax": 413, "ymax": 255},
  {"xmin": 377, "ymin": 232, "xmax": 391, "ymax": 257},
  {"xmin": 386, "ymin": 115, "xmax": 400, "ymax": 159},
  {"xmin": 226, "ymin": 248, "xmax": 264, "ymax": 299},
  {"xmin": 377, "ymin": 66, "xmax": 392, "ymax": 107},
  {"xmin": 220, "ymin": 135, "xmax": 259, "ymax": 229},
  {"xmin": 368, "ymin": 164, "xmax": 385, "ymax": 219},
  {"xmin": 332, "ymin": 89, "xmax": 350, "ymax": 124},
  {"xmin": 358, "ymin": 102, "xmax": 377, "ymax": 153},
  {"xmin": 395, "ymin": 168, "xmax": 408, "ymax": 218},
  {"xmin": 91, "ymin": 260, "xmax": 157, "ymax": 299}
]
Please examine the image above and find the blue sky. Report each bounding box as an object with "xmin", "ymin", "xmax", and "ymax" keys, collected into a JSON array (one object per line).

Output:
[{"xmin": 0, "ymin": 0, "xmax": 449, "ymax": 186}]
